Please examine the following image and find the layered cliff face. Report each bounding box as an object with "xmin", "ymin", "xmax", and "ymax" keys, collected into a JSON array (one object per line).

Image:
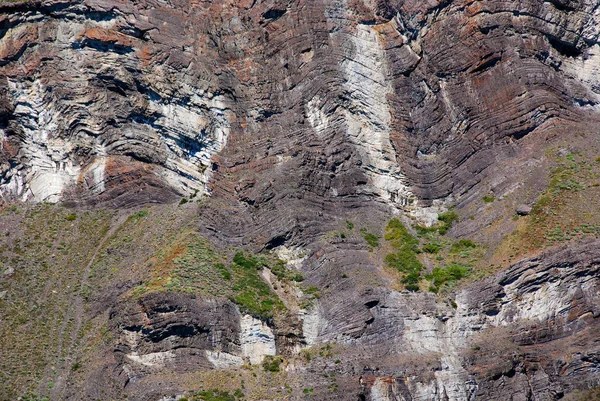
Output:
[{"xmin": 1, "ymin": 0, "xmax": 600, "ymax": 400}]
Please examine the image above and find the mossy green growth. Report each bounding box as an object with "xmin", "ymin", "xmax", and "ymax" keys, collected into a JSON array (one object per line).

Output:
[
  {"xmin": 437, "ymin": 211, "xmax": 458, "ymax": 235},
  {"xmin": 422, "ymin": 242, "xmax": 442, "ymax": 254},
  {"xmin": 129, "ymin": 209, "xmax": 149, "ymax": 221},
  {"xmin": 384, "ymin": 219, "xmax": 424, "ymax": 291},
  {"xmin": 65, "ymin": 213, "xmax": 77, "ymax": 221},
  {"xmin": 449, "ymin": 239, "xmax": 477, "ymax": 254},
  {"xmin": 231, "ymin": 252, "xmax": 285, "ymax": 320},
  {"xmin": 140, "ymin": 236, "xmax": 287, "ymax": 321},
  {"xmin": 362, "ymin": 232, "xmax": 379, "ymax": 248},
  {"xmin": 262, "ymin": 355, "xmax": 282, "ymax": 372},
  {"xmin": 188, "ymin": 389, "xmax": 241, "ymax": 401},
  {"xmin": 426, "ymin": 263, "xmax": 470, "ymax": 293}
]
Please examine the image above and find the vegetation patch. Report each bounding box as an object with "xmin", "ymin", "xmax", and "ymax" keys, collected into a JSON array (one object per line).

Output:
[
  {"xmin": 437, "ymin": 211, "xmax": 459, "ymax": 235},
  {"xmin": 184, "ymin": 389, "xmax": 244, "ymax": 401},
  {"xmin": 426, "ymin": 263, "xmax": 470, "ymax": 293},
  {"xmin": 449, "ymin": 239, "xmax": 477, "ymax": 254},
  {"xmin": 422, "ymin": 242, "xmax": 442, "ymax": 254},
  {"xmin": 360, "ymin": 228, "xmax": 380, "ymax": 248},
  {"xmin": 134, "ymin": 235, "xmax": 289, "ymax": 320},
  {"xmin": 230, "ymin": 252, "xmax": 285, "ymax": 320},
  {"xmin": 261, "ymin": 355, "xmax": 283, "ymax": 372},
  {"xmin": 0, "ymin": 204, "xmax": 114, "ymax": 399},
  {"xmin": 497, "ymin": 151, "xmax": 600, "ymax": 263},
  {"xmin": 382, "ymin": 217, "xmax": 482, "ymax": 292},
  {"xmin": 383, "ymin": 219, "xmax": 424, "ymax": 291}
]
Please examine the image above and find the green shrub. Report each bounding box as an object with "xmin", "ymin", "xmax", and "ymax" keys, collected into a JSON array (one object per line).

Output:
[
  {"xmin": 363, "ymin": 232, "xmax": 379, "ymax": 247},
  {"xmin": 191, "ymin": 389, "xmax": 237, "ymax": 401},
  {"xmin": 65, "ymin": 213, "xmax": 77, "ymax": 221},
  {"xmin": 130, "ymin": 209, "xmax": 149, "ymax": 220},
  {"xmin": 449, "ymin": 239, "xmax": 477, "ymax": 253},
  {"xmin": 426, "ymin": 263, "xmax": 470, "ymax": 293},
  {"xmin": 384, "ymin": 219, "xmax": 424, "ymax": 289},
  {"xmin": 233, "ymin": 252, "xmax": 260, "ymax": 270},
  {"xmin": 304, "ymin": 285, "xmax": 320, "ymax": 298},
  {"xmin": 385, "ymin": 219, "xmax": 419, "ymax": 247},
  {"xmin": 384, "ymin": 250, "xmax": 423, "ymax": 276},
  {"xmin": 291, "ymin": 273, "xmax": 305, "ymax": 282},
  {"xmin": 215, "ymin": 263, "xmax": 232, "ymax": 280},
  {"xmin": 262, "ymin": 355, "xmax": 282, "ymax": 372},
  {"xmin": 303, "ymin": 388, "xmax": 314, "ymax": 396},
  {"xmin": 346, "ymin": 220, "xmax": 354, "ymax": 230},
  {"xmin": 482, "ymin": 195, "xmax": 495, "ymax": 203},
  {"xmin": 414, "ymin": 224, "xmax": 438, "ymax": 236},
  {"xmin": 437, "ymin": 211, "xmax": 458, "ymax": 235},
  {"xmin": 231, "ymin": 252, "xmax": 284, "ymax": 319},
  {"xmin": 422, "ymin": 243, "xmax": 442, "ymax": 254}
]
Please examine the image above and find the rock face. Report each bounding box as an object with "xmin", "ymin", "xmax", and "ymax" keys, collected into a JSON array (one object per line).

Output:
[{"xmin": 1, "ymin": 0, "xmax": 600, "ymax": 400}]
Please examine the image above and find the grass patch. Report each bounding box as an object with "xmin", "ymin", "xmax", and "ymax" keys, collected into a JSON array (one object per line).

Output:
[
  {"xmin": 449, "ymin": 239, "xmax": 477, "ymax": 254},
  {"xmin": 426, "ymin": 263, "xmax": 470, "ymax": 293},
  {"xmin": 506, "ymin": 151, "xmax": 600, "ymax": 253},
  {"xmin": 135, "ymin": 235, "xmax": 288, "ymax": 321},
  {"xmin": 422, "ymin": 242, "xmax": 442, "ymax": 254},
  {"xmin": 437, "ymin": 211, "xmax": 459, "ymax": 235},
  {"xmin": 384, "ymin": 219, "xmax": 423, "ymax": 291},
  {"xmin": 230, "ymin": 252, "xmax": 285, "ymax": 320},
  {"xmin": 65, "ymin": 213, "xmax": 77, "ymax": 221},
  {"xmin": 129, "ymin": 209, "xmax": 149, "ymax": 220},
  {"xmin": 362, "ymin": 231, "xmax": 379, "ymax": 248},
  {"xmin": 186, "ymin": 389, "xmax": 242, "ymax": 401},
  {"xmin": 261, "ymin": 355, "xmax": 283, "ymax": 372}
]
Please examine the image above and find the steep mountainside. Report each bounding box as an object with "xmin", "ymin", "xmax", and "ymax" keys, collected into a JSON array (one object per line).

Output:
[{"xmin": 1, "ymin": 0, "xmax": 600, "ymax": 400}]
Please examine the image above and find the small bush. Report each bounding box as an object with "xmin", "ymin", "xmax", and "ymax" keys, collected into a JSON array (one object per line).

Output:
[
  {"xmin": 449, "ymin": 239, "xmax": 477, "ymax": 253},
  {"xmin": 65, "ymin": 213, "xmax": 77, "ymax": 221},
  {"xmin": 231, "ymin": 252, "xmax": 284, "ymax": 319},
  {"xmin": 363, "ymin": 232, "xmax": 379, "ymax": 247},
  {"xmin": 422, "ymin": 243, "xmax": 441, "ymax": 254},
  {"xmin": 482, "ymin": 195, "xmax": 495, "ymax": 203},
  {"xmin": 414, "ymin": 224, "xmax": 438, "ymax": 236},
  {"xmin": 179, "ymin": 197, "xmax": 189, "ymax": 205},
  {"xmin": 130, "ymin": 209, "xmax": 149, "ymax": 220},
  {"xmin": 215, "ymin": 263, "xmax": 232, "ymax": 280},
  {"xmin": 262, "ymin": 355, "xmax": 282, "ymax": 372},
  {"xmin": 426, "ymin": 263, "xmax": 470, "ymax": 293},
  {"xmin": 233, "ymin": 252, "xmax": 260, "ymax": 270},
  {"xmin": 191, "ymin": 389, "xmax": 237, "ymax": 401},
  {"xmin": 384, "ymin": 219, "xmax": 424, "ymax": 289},
  {"xmin": 291, "ymin": 273, "xmax": 305, "ymax": 282},
  {"xmin": 346, "ymin": 220, "xmax": 354, "ymax": 230},
  {"xmin": 437, "ymin": 211, "xmax": 458, "ymax": 235}
]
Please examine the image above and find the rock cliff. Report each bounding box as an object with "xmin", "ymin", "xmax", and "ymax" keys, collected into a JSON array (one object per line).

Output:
[{"xmin": 1, "ymin": 0, "xmax": 600, "ymax": 400}]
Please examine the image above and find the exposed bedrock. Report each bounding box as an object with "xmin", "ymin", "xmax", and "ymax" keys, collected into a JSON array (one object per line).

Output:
[
  {"xmin": 83, "ymin": 236, "xmax": 600, "ymax": 400},
  {"xmin": 296, "ymin": 238, "xmax": 600, "ymax": 401},
  {"xmin": 1, "ymin": 0, "xmax": 600, "ymax": 399},
  {"xmin": 0, "ymin": 0, "xmax": 598, "ymax": 212}
]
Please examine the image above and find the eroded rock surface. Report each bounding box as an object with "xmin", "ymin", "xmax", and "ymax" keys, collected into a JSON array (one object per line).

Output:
[{"xmin": 1, "ymin": 0, "xmax": 600, "ymax": 400}]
